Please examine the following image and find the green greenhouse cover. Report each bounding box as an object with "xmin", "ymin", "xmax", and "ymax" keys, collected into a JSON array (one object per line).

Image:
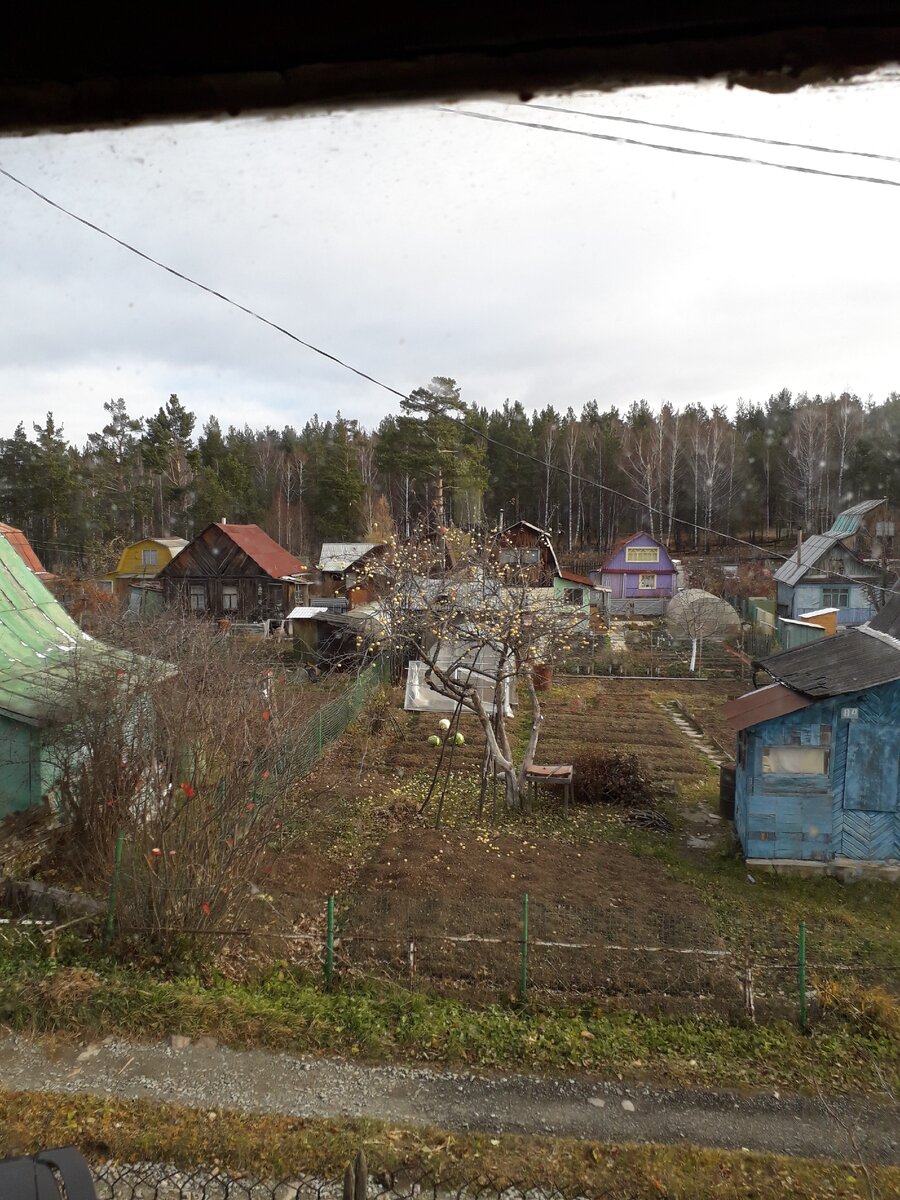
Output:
[{"xmin": 0, "ymin": 535, "xmax": 140, "ymax": 725}]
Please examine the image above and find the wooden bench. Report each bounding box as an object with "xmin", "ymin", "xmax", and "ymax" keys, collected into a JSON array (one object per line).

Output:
[{"xmin": 524, "ymin": 764, "xmax": 574, "ymax": 813}]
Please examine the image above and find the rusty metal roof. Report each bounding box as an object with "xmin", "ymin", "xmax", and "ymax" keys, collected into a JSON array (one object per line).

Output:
[
  {"xmin": 0, "ymin": 523, "xmax": 52, "ymax": 579},
  {"xmin": 723, "ymin": 683, "xmax": 813, "ymax": 731},
  {"xmin": 214, "ymin": 524, "xmax": 305, "ymax": 579},
  {"xmin": 557, "ymin": 570, "xmax": 593, "ymax": 587}
]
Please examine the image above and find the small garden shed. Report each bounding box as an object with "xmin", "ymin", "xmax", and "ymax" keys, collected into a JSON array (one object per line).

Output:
[{"xmin": 724, "ymin": 593, "xmax": 900, "ymax": 870}]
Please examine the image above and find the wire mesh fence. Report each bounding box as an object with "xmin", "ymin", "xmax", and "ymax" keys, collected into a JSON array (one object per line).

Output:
[
  {"xmin": 270, "ymin": 657, "xmax": 389, "ymax": 778},
  {"xmin": 52, "ymin": 1153, "xmax": 584, "ymax": 1200},
  {"xmin": 0, "ymin": 900, "xmax": 897, "ymax": 1027}
]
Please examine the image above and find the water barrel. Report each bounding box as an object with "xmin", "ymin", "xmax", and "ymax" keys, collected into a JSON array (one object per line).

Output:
[{"xmin": 719, "ymin": 765, "xmax": 736, "ymax": 821}]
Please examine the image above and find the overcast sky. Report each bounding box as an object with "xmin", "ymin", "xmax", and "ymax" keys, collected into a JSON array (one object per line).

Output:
[{"xmin": 1, "ymin": 73, "xmax": 899, "ymax": 445}]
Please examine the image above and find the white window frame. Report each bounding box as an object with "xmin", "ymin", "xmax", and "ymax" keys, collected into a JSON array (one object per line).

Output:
[
  {"xmin": 625, "ymin": 546, "xmax": 659, "ymax": 563},
  {"xmin": 638, "ymin": 573, "xmax": 657, "ymax": 590},
  {"xmin": 141, "ymin": 548, "xmax": 158, "ymax": 567}
]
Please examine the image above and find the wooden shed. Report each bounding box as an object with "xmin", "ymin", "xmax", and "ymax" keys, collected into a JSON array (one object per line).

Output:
[
  {"xmin": 159, "ymin": 523, "xmax": 305, "ymax": 621},
  {"xmin": 725, "ymin": 593, "xmax": 900, "ymax": 872},
  {"xmin": 498, "ymin": 521, "xmax": 560, "ymax": 586}
]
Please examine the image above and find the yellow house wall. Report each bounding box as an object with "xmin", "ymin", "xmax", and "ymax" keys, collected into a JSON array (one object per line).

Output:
[{"xmin": 114, "ymin": 539, "xmax": 178, "ymax": 577}]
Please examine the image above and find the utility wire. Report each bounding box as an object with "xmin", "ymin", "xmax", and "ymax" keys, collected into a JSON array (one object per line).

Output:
[
  {"xmin": 455, "ymin": 416, "xmax": 893, "ymax": 596},
  {"xmin": 525, "ymin": 101, "xmax": 900, "ymax": 167},
  {"xmin": 438, "ymin": 107, "xmax": 900, "ymax": 190},
  {"xmin": 0, "ymin": 166, "xmax": 408, "ymax": 404},
  {"xmin": 0, "ymin": 165, "xmax": 891, "ymax": 597}
]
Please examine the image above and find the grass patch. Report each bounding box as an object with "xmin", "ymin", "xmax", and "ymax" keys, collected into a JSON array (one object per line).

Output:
[
  {"xmin": 0, "ymin": 945, "xmax": 895, "ymax": 1094},
  {"xmin": 1, "ymin": 1089, "xmax": 896, "ymax": 1200}
]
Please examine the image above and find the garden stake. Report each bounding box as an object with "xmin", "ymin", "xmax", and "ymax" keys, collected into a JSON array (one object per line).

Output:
[
  {"xmin": 325, "ymin": 894, "xmax": 335, "ymax": 990},
  {"xmin": 798, "ymin": 920, "xmax": 807, "ymax": 1030},
  {"xmin": 520, "ymin": 892, "xmax": 529, "ymax": 1003},
  {"xmin": 104, "ymin": 831, "xmax": 124, "ymax": 943}
]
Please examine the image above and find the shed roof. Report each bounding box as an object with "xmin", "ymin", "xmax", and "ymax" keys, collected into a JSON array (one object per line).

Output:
[
  {"xmin": 317, "ymin": 542, "xmax": 383, "ymax": 573},
  {"xmin": 0, "ymin": 535, "xmax": 140, "ymax": 725},
  {"xmin": 557, "ymin": 570, "xmax": 593, "ymax": 587},
  {"xmin": 868, "ymin": 591, "xmax": 900, "ymax": 640},
  {"xmin": 0, "ymin": 523, "xmax": 52, "ymax": 579},
  {"xmin": 757, "ymin": 593, "xmax": 900, "ymax": 697},
  {"xmin": 723, "ymin": 683, "xmax": 813, "ymax": 731},
  {"xmin": 774, "ymin": 499, "xmax": 886, "ymax": 585},
  {"xmin": 827, "ymin": 497, "xmax": 886, "ymax": 536},
  {"xmin": 213, "ymin": 524, "xmax": 305, "ymax": 579},
  {"xmin": 773, "ymin": 533, "xmax": 842, "ymax": 585}
]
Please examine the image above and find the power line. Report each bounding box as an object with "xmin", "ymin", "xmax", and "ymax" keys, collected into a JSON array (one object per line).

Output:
[
  {"xmin": 0, "ymin": 166, "xmax": 408, "ymax": 404},
  {"xmin": 438, "ymin": 107, "xmax": 900, "ymax": 190},
  {"xmin": 525, "ymin": 102, "xmax": 900, "ymax": 167},
  {"xmin": 0, "ymin": 164, "xmax": 891, "ymax": 598},
  {"xmin": 456, "ymin": 416, "xmax": 893, "ymax": 595}
]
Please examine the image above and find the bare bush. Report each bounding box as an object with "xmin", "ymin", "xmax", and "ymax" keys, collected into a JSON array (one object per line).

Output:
[{"xmin": 42, "ymin": 614, "xmax": 318, "ymax": 955}]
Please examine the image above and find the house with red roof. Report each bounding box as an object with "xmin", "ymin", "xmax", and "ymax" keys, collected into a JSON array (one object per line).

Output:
[
  {"xmin": 0, "ymin": 523, "xmax": 54, "ymax": 581},
  {"xmin": 159, "ymin": 522, "xmax": 306, "ymax": 621}
]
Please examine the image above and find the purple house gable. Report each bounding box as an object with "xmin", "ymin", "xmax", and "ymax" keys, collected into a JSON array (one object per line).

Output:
[{"xmin": 598, "ymin": 532, "xmax": 676, "ymax": 604}]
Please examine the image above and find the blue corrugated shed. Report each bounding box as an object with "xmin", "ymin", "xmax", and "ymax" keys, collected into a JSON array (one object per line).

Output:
[{"xmin": 725, "ymin": 597, "xmax": 900, "ymax": 865}]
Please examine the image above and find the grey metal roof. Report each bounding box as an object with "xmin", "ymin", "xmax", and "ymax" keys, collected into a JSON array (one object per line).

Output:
[
  {"xmin": 868, "ymin": 590, "xmax": 900, "ymax": 641},
  {"xmin": 309, "ymin": 595, "xmax": 349, "ymax": 612},
  {"xmin": 774, "ymin": 499, "xmax": 888, "ymax": 585},
  {"xmin": 772, "ymin": 533, "xmax": 842, "ymax": 585},
  {"xmin": 757, "ymin": 613, "xmax": 900, "ymax": 699},
  {"xmin": 317, "ymin": 543, "xmax": 382, "ymax": 573}
]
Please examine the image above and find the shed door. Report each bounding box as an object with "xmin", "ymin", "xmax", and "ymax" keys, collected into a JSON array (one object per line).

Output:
[{"xmin": 843, "ymin": 725, "xmax": 899, "ymax": 813}]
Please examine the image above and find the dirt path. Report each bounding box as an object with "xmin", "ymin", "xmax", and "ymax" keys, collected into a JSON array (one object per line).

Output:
[{"xmin": 0, "ymin": 1032, "xmax": 897, "ymax": 1165}]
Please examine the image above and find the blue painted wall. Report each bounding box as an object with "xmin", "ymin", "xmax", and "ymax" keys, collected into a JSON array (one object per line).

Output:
[{"xmin": 735, "ymin": 678, "xmax": 900, "ymax": 862}]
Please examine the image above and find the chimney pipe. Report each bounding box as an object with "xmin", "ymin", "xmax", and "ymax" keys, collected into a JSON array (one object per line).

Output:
[{"xmin": 221, "ymin": 517, "xmax": 227, "ymax": 525}]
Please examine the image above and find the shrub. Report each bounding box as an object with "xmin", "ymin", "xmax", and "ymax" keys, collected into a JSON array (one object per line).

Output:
[{"xmin": 571, "ymin": 750, "xmax": 655, "ymax": 808}]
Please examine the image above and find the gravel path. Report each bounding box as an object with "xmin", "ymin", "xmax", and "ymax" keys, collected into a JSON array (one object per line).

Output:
[{"xmin": 0, "ymin": 1031, "xmax": 897, "ymax": 1165}]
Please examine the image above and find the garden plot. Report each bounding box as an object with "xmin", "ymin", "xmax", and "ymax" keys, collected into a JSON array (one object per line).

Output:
[
  {"xmin": 537, "ymin": 679, "xmax": 730, "ymax": 792},
  {"xmin": 337, "ymin": 826, "xmax": 737, "ymax": 1010}
]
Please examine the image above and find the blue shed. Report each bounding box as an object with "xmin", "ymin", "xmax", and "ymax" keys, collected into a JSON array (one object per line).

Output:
[{"xmin": 724, "ymin": 592, "xmax": 900, "ymax": 868}]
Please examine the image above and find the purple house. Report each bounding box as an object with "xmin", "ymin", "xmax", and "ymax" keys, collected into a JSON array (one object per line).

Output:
[{"xmin": 596, "ymin": 531, "xmax": 677, "ymax": 616}]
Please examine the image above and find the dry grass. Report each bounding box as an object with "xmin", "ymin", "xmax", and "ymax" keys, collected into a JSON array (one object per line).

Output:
[{"xmin": 1, "ymin": 1089, "xmax": 897, "ymax": 1200}]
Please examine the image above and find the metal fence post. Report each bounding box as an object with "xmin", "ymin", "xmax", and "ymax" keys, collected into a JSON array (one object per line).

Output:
[
  {"xmin": 104, "ymin": 831, "xmax": 124, "ymax": 942},
  {"xmin": 325, "ymin": 894, "xmax": 335, "ymax": 990},
  {"xmin": 798, "ymin": 920, "xmax": 807, "ymax": 1030},
  {"xmin": 520, "ymin": 892, "xmax": 529, "ymax": 1003}
]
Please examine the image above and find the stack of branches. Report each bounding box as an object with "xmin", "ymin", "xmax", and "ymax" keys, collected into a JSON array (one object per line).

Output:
[{"xmin": 571, "ymin": 750, "xmax": 673, "ymax": 834}]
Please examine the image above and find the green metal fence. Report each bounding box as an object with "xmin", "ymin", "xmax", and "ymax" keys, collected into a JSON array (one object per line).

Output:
[{"xmin": 271, "ymin": 656, "xmax": 389, "ymax": 779}]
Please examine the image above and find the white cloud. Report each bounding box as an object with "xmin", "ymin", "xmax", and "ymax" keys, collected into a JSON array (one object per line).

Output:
[{"xmin": 1, "ymin": 73, "xmax": 899, "ymax": 443}]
